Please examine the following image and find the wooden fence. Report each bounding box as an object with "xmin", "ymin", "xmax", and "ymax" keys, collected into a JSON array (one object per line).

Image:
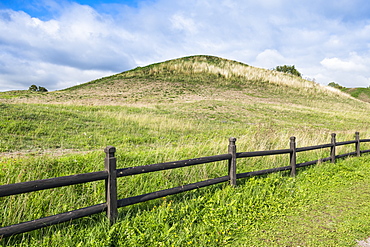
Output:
[{"xmin": 1, "ymin": 132, "xmax": 370, "ymax": 238}]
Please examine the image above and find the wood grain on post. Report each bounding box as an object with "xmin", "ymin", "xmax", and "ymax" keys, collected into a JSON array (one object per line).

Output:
[
  {"xmin": 105, "ymin": 146, "xmax": 118, "ymax": 225},
  {"xmin": 355, "ymin": 132, "xmax": 361, "ymax": 157},
  {"xmin": 331, "ymin": 133, "xmax": 336, "ymax": 163},
  {"xmin": 228, "ymin": 137, "xmax": 237, "ymax": 186},
  {"xmin": 290, "ymin": 137, "xmax": 296, "ymax": 177}
]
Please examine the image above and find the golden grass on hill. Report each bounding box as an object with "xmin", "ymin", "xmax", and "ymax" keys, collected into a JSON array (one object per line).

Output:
[
  {"xmin": 0, "ymin": 55, "xmax": 356, "ymax": 107},
  {"xmin": 122, "ymin": 55, "xmax": 351, "ymax": 98}
]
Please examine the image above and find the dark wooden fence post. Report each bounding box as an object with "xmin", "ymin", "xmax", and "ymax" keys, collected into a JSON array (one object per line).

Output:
[
  {"xmin": 228, "ymin": 137, "xmax": 237, "ymax": 186},
  {"xmin": 355, "ymin": 132, "xmax": 361, "ymax": 157},
  {"xmin": 331, "ymin": 133, "xmax": 336, "ymax": 163},
  {"xmin": 290, "ymin": 136, "xmax": 296, "ymax": 177},
  {"xmin": 105, "ymin": 146, "xmax": 118, "ymax": 225}
]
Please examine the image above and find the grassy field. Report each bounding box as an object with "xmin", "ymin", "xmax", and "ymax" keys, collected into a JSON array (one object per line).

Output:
[
  {"xmin": 343, "ymin": 87, "xmax": 370, "ymax": 103},
  {"xmin": 1, "ymin": 55, "xmax": 370, "ymax": 246},
  {"xmin": 328, "ymin": 82, "xmax": 370, "ymax": 102}
]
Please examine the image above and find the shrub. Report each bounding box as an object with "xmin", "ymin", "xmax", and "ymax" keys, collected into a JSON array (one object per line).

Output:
[
  {"xmin": 28, "ymin": 85, "xmax": 48, "ymax": 92},
  {"xmin": 274, "ymin": 65, "xmax": 302, "ymax": 78},
  {"xmin": 328, "ymin": 82, "xmax": 345, "ymax": 90},
  {"xmin": 38, "ymin": 86, "xmax": 48, "ymax": 92},
  {"xmin": 28, "ymin": 85, "xmax": 38, "ymax": 91}
]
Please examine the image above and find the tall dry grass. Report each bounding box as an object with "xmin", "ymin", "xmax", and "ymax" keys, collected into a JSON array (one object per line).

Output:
[{"xmin": 123, "ymin": 55, "xmax": 351, "ymax": 98}]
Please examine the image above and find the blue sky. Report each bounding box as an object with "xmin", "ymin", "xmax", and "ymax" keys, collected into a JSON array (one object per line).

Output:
[{"xmin": 1, "ymin": 0, "xmax": 370, "ymax": 91}]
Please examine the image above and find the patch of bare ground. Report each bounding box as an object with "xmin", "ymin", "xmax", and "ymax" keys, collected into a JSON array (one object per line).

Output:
[
  {"xmin": 358, "ymin": 93, "xmax": 370, "ymax": 103},
  {"xmin": 358, "ymin": 238, "xmax": 370, "ymax": 246},
  {"xmin": 0, "ymin": 149, "xmax": 96, "ymax": 158}
]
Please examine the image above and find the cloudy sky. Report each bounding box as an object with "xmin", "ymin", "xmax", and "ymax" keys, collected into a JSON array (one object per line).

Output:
[{"xmin": 1, "ymin": 0, "xmax": 370, "ymax": 91}]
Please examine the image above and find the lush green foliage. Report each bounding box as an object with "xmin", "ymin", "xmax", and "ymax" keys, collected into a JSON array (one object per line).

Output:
[
  {"xmin": 274, "ymin": 65, "xmax": 302, "ymax": 78},
  {"xmin": 28, "ymin": 85, "xmax": 48, "ymax": 92},
  {"xmin": 28, "ymin": 85, "xmax": 38, "ymax": 91},
  {"xmin": 328, "ymin": 81, "xmax": 345, "ymax": 90}
]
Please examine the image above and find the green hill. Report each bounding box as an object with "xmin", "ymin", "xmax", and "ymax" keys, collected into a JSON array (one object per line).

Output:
[
  {"xmin": 64, "ymin": 55, "xmax": 352, "ymax": 106},
  {"xmin": 0, "ymin": 55, "xmax": 369, "ymax": 155},
  {"xmin": 328, "ymin": 81, "xmax": 370, "ymax": 102},
  {"xmin": 343, "ymin": 87, "xmax": 370, "ymax": 102},
  {"xmin": 1, "ymin": 55, "xmax": 370, "ymax": 246},
  {"xmin": 0, "ymin": 55, "xmax": 353, "ymax": 105},
  {"xmin": 1, "ymin": 55, "xmax": 365, "ymax": 128}
]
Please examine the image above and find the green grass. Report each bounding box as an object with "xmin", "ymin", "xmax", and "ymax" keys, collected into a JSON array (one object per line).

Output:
[
  {"xmin": 1, "ymin": 55, "xmax": 370, "ymax": 246},
  {"xmin": 0, "ymin": 90, "xmax": 37, "ymax": 99},
  {"xmin": 0, "ymin": 101, "xmax": 368, "ymax": 155},
  {"xmin": 2, "ymin": 154, "xmax": 370, "ymax": 246},
  {"xmin": 328, "ymin": 83, "xmax": 370, "ymax": 102},
  {"xmin": 344, "ymin": 87, "xmax": 370, "ymax": 102}
]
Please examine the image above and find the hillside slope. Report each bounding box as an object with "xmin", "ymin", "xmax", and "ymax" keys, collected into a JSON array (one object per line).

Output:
[
  {"xmin": 2, "ymin": 56, "xmax": 370, "ymax": 246},
  {"xmin": 1, "ymin": 55, "xmax": 351, "ymax": 105},
  {"xmin": 328, "ymin": 82, "xmax": 370, "ymax": 103},
  {"xmin": 62, "ymin": 55, "xmax": 351, "ymax": 104},
  {"xmin": 344, "ymin": 87, "xmax": 370, "ymax": 102},
  {"xmin": 0, "ymin": 55, "xmax": 369, "ymax": 136}
]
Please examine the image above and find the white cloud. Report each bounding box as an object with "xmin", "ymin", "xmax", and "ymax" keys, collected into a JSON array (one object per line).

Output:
[
  {"xmin": 254, "ymin": 49, "xmax": 287, "ymax": 69},
  {"xmin": 1, "ymin": 0, "xmax": 370, "ymax": 91},
  {"xmin": 0, "ymin": 4, "xmax": 137, "ymax": 91},
  {"xmin": 0, "ymin": 53, "xmax": 116, "ymax": 91},
  {"xmin": 321, "ymin": 57, "xmax": 367, "ymax": 72},
  {"xmin": 170, "ymin": 13, "xmax": 198, "ymax": 35},
  {"xmin": 321, "ymin": 52, "xmax": 369, "ymax": 72}
]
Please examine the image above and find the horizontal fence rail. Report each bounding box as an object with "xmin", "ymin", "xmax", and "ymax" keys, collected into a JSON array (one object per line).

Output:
[
  {"xmin": 0, "ymin": 171, "xmax": 108, "ymax": 197},
  {"xmin": 236, "ymin": 149, "xmax": 292, "ymax": 158},
  {"xmin": 0, "ymin": 204, "xmax": 107, "ymax": 237},
  {"xmin": 117, "ymin": 154, "xmax": 232, "ymax": 177},
  {"xmin": 296, "ymin": 143, "xmax": 333, "ymax": 152},
  {"xmin": 1, "ymin": 132, "xmax": 370, "ymax": 238}
]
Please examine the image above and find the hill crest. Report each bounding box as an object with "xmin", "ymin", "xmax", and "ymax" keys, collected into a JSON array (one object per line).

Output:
[
  {"xmin": 0, "ymin": 55, "xmax": 357, "ymax": 107},
  {"xmin": 64, "ymin": 55, "xmax": 348, "ymax": 99}
]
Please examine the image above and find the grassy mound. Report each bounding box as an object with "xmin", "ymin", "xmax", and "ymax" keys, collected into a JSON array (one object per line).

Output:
[
  {"xmin": 0, "ymin": 55, "xmax": 351, "ymax": 106},
  {"xmin": 1, "ymin": 55, "xmax": 370, "ymax": 246}
]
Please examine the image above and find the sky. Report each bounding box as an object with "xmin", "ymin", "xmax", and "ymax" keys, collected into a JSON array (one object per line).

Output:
[{"xmin": 1, "ymin": 0, "xmax": 370, "ymax": 91}]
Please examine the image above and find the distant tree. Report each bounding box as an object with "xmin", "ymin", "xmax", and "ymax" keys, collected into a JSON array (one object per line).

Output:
[
  {"xmin": 28, "ymin": 85, "xmax": 48, "ymax": 92},
  {"xmin": 274, "ymin": 65, "xmax": 302, "ymax": 78},
  {"xmin": 38, "ymin": 86, "xmax": 48, "ymax": 92},
  {"xmin": 29, "ymin": 84, "xmax": 38, "ymax": 91},
  {"xmin": 328, "ymin": 82, "xmax": 345, "ymax": 90}
]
